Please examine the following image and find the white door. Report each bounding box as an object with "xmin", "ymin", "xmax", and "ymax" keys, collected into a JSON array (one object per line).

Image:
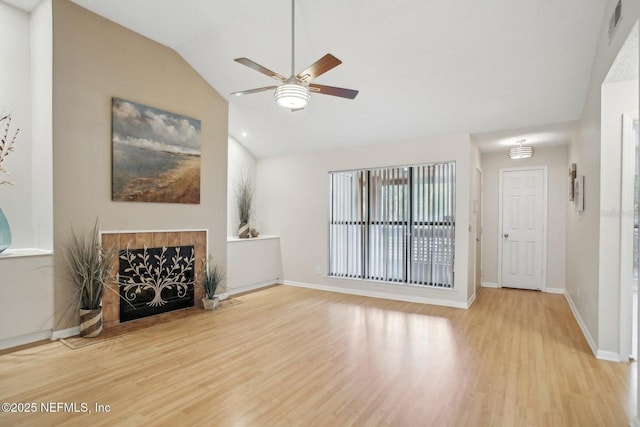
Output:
[{"xmin": 500, "ymin": 169, "xmax": 545, "ymax": 290}]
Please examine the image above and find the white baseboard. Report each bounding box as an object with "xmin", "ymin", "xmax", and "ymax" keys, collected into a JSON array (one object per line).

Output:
[
  {"xmin": 596, "ymin": 349, "xmax": 622, "ymax": 362},
  {"xmin": 482, "ymin": 282, "xmax": 498, "ymax": 288},
  {"xmin": 467, "ymin": 292, "xmax": 476, "ymax": 308},
  {"xmin": 564, "ymin": 293, "xmax": 624, "ymax": 362},
  {"xmin": 544, "ymin": 287, "xmax": 565, "ymax": 295},
  {"xmin": 564, "ymin": 293, "xmax": 599, "ymax": 358},
  {"xmin": 629, "ymin": 416, "xmax": 640, "ymax": 427},
  {"xmin": 228, "ymin": 279, "xmax": 279, "ymax": 296},
  {"xmin": 0, "ymin": 330, "xmax": 52, "ymax": 351},
  {"xmin": 216, "ymin": 292, "xmax": 229, "ymax": 301},
  {"xmin": 50, "ymin": 326, "xmax": 80, "ymax": 341},
  {"xmin": 283, "ymin": 280, "xmax": 471, "ymax": 309}
]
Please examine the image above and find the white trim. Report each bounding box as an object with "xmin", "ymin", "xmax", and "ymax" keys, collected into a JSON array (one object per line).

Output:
[
  {"xmin": 619, "ymin": 112, "xmax": 638, "ymax": 364},
  {"xmin": 227, "ymin": 235, "xmax": 279, "ymax": 243},
  {"xmin": 50, "ymin": 327, "xmax": 80, "ymax": 341},
  {"xmin": 565, "ymin": 292, "xmax": 626, "ymax": 362},
  {"xmin": 228, "ymin": 280, "xmax": 279, "ymax": 296},
  {"xmin": 0, "ymin": 330, "xmax": 52, "ymax": 351},
  {"xmin": 543, "ymin": 287, "xmax": 565, "ymax": 295},
  {"xmin": 101, "ymin": 228, "xmax": 208, "ymax": 235},
  {"xmin": 596, "ymin": 349, "xmax": 623, "ymax": 362},
  {"xmin": 564, "ymin": 292, "xmax": 598, "ymax": 357},
  {"xmin": 498, "ymin": 166, "xmax": 548, "ymax": 291},
  {"xmin": 482, "ymin": 282, "xmax": 498, "ymax": 288},
  {"xmin": 473, "ymin": 166, "xmax": 483, "ymax": 302},
  {"xmin": 216, "ymin": 292, "xmax": 229, "ymax": 301},
  {"xmin": 467, "ymin": 292, "xmax": 476, "ymax": 308},
  {"xmin": 0, "ymin": 248, "xmax": 52, "ymax": 259},
  {"xmin": 283, "ymin": 280, "xmax": 471, "ymax": 309},
  {"xmin": 629, "ymin": 416, "xmax": 640, "ymax": 427}
]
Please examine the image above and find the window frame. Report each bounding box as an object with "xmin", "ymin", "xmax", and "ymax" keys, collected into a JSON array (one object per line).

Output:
[{"xmin": 328, "ymin": 161, "xmax": 456, "ymax": 288}]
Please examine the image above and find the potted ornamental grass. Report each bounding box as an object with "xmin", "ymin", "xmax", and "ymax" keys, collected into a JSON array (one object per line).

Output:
[
  {"xmin": 63, "ymin": 221, "xmax": 115, "ymax": 337},
  {"xmin": 235, "ymin": 173, "xmax": 254, "ymax": 238},
  {"xmin": 201, "ymin": 257, "xmax": 226, "ymax": 310}
]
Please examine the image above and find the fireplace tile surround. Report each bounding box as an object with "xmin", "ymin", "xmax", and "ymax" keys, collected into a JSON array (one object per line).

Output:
[{"xmin": 101, "ymin": 230, "xmax": 207, "ymax": 328}]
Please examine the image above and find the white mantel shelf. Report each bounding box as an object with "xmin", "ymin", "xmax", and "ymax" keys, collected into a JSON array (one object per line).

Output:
[
  {"xmin": 0, "ymin": 248, "xmax": 53, "ymax": 259},
  {"xmin": 227, "ymin": 235, "xmax": 279, "ymax": 243}
]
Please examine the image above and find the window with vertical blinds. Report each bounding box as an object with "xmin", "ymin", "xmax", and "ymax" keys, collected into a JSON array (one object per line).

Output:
[{"xmin": 329, "ymin": 162, "xmax": 455, "ymax": 288}]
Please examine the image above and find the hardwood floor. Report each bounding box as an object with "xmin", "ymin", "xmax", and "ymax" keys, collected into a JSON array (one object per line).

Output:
[{"xmin": 0, "ymin": 286, "xmax": 635, "ymax": 426}]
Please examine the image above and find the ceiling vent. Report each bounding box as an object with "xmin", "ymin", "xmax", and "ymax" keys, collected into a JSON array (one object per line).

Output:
[{"xmin": 609, "ymin": 0, "xmax": 622, "ymax": 40}]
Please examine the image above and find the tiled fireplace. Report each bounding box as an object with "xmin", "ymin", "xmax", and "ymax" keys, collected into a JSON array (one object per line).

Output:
[{"xmin": 101, "ymin": 230, "xmax": 207, "ymax": 328}]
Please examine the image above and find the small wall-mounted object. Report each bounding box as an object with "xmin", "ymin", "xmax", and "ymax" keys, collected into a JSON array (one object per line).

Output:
[
  {"xmin": 568, "ymin": 163, "xmax": 577, "ymax": 201},
  {"xmin": 574, "ymin": 175, "xmax": 585, "ymax": 212},
  {"xmin": 608, "ymin": 0, "xmax": 622, "ymax": 41}
]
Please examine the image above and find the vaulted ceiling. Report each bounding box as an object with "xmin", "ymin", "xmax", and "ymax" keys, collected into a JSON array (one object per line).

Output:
[{"xmin": 9, "ymin": 0, "xmax": 611, "ymax": 157}]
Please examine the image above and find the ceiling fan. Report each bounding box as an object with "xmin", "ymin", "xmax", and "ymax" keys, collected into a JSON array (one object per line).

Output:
[{"xmin": 231, "ymin": 0, "xmax": 359, "ymax": 111}]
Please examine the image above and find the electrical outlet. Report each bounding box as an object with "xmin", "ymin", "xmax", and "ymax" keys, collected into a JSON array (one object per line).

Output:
[{"xmin": 315, "ymin": 266, "xmax": 321, "ymax": 275}]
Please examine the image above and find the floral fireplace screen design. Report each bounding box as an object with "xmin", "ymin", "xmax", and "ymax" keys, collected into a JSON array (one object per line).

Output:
[{"xmin": 118, "ymin": 245, "xmax": 195, "ymax": 322}]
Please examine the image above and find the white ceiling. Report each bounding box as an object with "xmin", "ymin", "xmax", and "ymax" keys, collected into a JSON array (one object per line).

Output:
[{"xmin": 8, "ymin": 0, "xmax": 613, "ymax": 158}]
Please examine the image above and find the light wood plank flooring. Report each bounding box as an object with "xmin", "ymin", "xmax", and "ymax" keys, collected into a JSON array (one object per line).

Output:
[{"xmin": 0, "ymin": 286, "xmax": 635, "ymax": 426}]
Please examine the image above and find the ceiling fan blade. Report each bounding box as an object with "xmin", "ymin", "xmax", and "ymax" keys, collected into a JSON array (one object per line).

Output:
[
  {"xmin": 297, "ymin": 54, "xmax": 342, "ymax": 82},
  {"xmin": 230, "ymin": 86, "xmax": 278, "ymax": 96},
  {"xmin": 309, "ymin": 84, "xmax": 359, "ymax": 100},
  {"xmin": 234, "ymin": 58, "xmax": 286, "ymax": 82}
]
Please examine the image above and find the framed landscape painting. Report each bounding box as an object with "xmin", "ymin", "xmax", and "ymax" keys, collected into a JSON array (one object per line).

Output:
[{"xmin": 112, "ymin": 97, "xmax": 201, "ymax": 204}]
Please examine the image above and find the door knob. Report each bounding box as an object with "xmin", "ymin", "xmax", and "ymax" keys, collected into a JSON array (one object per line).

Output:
[{"xmin": 503, "ymin": 233, "xmax": 509, "ymax": 238}]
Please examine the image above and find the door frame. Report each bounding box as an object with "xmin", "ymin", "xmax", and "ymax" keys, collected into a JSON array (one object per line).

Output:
[
  {"xmin": 619, "ymin": 112, "xmax": 638, "ymax": 361},
  {"xmin": 498, "ymin": 166, "xmax": 549, "ymax": 290},
  {"xmin": 473, "ymin": 167, "xmax": 483, "ymax": 296}
]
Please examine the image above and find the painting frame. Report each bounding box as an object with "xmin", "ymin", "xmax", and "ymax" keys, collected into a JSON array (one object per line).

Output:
[
  {"xmin": 568, "ymin": 163, "xmax": 576, "ymax": 201},
  {"xmin": 111, "ymin": 97, "xmax": 201, "ymax": 204}
]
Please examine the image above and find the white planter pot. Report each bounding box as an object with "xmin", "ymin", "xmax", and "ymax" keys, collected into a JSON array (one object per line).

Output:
[{"xmin": 202, "ymin": 297, "xmax": 219, "ymax": 310}]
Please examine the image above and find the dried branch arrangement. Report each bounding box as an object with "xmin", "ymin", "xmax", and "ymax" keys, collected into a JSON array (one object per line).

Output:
[{"xmin": 0, "ymin": 114, "xmax": 19, "ymax": 186}]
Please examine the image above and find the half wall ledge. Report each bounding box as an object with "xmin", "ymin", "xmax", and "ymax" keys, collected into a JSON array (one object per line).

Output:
[{"xmin": 0, "ymin": 248, "xmax": 52, "ymax": 259}]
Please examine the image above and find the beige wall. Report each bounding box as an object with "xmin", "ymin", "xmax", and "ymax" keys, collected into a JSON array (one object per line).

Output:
[
  {"xmin": 567, "ymin": 0, "xmax": 639, "ymax": 359},
  {"xmin": 481, "ymin": 146, "xmax": 568, "ymax": 290},
  {"xmin": 256, "ymin": 133, "xmax": 474, "ymax": 307},
  {"xmin": 52, "ymin": 0, "xmax": 228, "ymax": 329}
]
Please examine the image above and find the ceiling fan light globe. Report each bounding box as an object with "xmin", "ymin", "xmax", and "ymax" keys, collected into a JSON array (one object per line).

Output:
[{"xmin": 274, "ymin": 84, "xmax": 310, "ymax": 109}]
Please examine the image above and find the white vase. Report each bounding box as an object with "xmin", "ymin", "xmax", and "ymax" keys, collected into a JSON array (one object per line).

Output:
[
  {"xmin": 202, "ymin": 297, "xmax": 219, "ymax": 310},
  {"xmin": 0, "ymin": 208, "xmax": 11, "ymax": 254}
]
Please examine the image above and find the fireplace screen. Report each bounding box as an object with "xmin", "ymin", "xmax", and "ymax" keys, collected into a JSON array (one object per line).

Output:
[{"xmin": 118, "ymin": 245, "xmax": 195, "ymax": 322}]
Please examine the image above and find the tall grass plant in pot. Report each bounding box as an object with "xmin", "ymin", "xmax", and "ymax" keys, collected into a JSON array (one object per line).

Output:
[
  {"xmin": 201, "ymin": 257, "xmax": 226, "ymax": 310},
  {"xmin": 235, "ymin": 174, "xmax": 254, "ymax": 238},
  {"xmin": 63, "ymin": 221, "xmax": 115, "ymax": 337}
]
